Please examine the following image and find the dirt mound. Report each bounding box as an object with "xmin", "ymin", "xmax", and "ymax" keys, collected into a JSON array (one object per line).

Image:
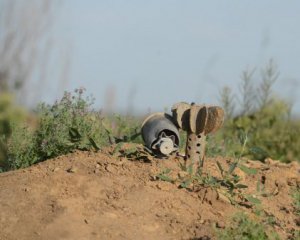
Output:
[{"xmin": 0, "ymin": 145, "xmax": 299, "ymax": 240}]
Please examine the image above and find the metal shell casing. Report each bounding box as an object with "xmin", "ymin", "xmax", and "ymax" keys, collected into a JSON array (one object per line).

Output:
[
  {"xmin": 141, "ymin": 113, "xmax": 180, "ymax": 155},
  {"xmin": 172, "ymin": 102, "xmax": 224, "ymax": 173}
]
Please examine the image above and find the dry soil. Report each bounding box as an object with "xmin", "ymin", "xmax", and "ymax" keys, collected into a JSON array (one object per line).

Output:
[{"xmin": 0, "ymin": 145, "xmax": 299, "ymax": 240}]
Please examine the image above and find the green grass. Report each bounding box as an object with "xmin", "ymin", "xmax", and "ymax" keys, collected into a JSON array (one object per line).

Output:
[
  {"xmin": 103, "ymin": 113, "xmax": 142, "ymax": 144},
  {"xmin": 215, "ymin": 212, "xmax": 279, "ymax": 240},
  {"xmin": 292, "ymin": 186, "xmax": 300, "ymax": 216}
]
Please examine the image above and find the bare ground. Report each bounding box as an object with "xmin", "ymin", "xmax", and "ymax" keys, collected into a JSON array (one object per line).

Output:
[{"xmin": 0, "ymin": 145, "xmax": 299, "ymax": 240}]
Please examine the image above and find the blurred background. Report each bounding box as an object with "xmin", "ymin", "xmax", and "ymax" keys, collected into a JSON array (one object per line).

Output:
[{"xmin": 0, "ymin": 0, "xmax": 299, "ymax": 115}]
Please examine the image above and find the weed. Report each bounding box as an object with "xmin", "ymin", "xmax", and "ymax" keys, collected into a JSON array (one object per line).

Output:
[
  {"xmin": 219, "ymin": 86, "xmax": 235, "ymax": 119},
  {"xmin": 111, "ymin": 142, "xmax": 153, "ymax": 162},
  {"xmin": 291, "ymin": 186, "xmax": 300, "ymax": 216},
  {"xmin": 215, "ymin": 212, "xmax": 280, "ymax": 240},
  {"xmin": 156, "ymin": 168, "xmax": 174, "ymax": 183},
  {"xmin": 200, "ymin": 132, "xmax": 259, "ymax": 205},
  {"xmin": 293, "ymin": 230, "xmax": 300, "ymax": 240},
  {"xmin": 239, "ymin": 68, "xmax": 256, "ymax": 116},
  {"xmin": 103, "ymin": 114, "xmax": 143, "ymax": 144},
  {"xmin": 156, "ymin": 130, "xmax": 260, "ymax": 206}
]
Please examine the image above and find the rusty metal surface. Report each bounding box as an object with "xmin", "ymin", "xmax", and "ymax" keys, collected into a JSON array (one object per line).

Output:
[
  {"xmin": 171, "ymin": 102, "xmax": 224, "ymax": 172},
  {"xmin": 172, "ymin": 102, "xmax": 224, "ymax": 135},
  {"xmin": 171, "ymin": 102, "xmax": 190, "ymax": 131},
  {"xmin": 185, "ymin": 132, "xmax": 206, "ymax": 172},
  {"xmin": 204, "ymin": 106, "xmax": 224, "ymax": 135},
  {"xmin": 189, "ymin": 104, "xmax": 208, "ymax": 135}
]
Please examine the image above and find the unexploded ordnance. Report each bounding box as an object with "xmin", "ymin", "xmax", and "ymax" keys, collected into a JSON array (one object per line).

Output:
[
  {"xmin": 141, "ymin": 113, "xmax": 180, "ymax": 155},
  {"xmin": 172, "ymin": 102, "xmax": 224, "ymax": 173}
]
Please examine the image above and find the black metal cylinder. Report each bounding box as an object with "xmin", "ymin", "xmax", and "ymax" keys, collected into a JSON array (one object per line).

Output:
[{"xmin": 141, "ymin": 113, "xmax": 180, "ymax": 155}]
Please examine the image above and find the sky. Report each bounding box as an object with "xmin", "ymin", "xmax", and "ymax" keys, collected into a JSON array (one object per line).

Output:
[{"xmin": 51, "ymin": 0, "xmax": 300, "ymax": 115}]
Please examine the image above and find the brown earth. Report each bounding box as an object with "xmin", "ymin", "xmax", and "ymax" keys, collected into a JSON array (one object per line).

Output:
[{"xmin": 0, "ymin": 145, "xmax": 299, "ymax": 240}]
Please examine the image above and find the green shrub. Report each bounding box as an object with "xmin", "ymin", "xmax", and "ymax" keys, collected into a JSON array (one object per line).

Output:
[
  {"xmin": 6, "ymin": 123, "xmax": 38, "ymax": 169},
  {"xmin": 6, "ymin": 88, "xmax": 109, "ymax": 170},
  {"xmin": 35, "ymin": 88, "xmax": 108, "ymax": 158},
  {"xmin": 209, "ymin": 60, "xmax": 300, "ymax": 163},
  {"xmin": 0, "ymin": 93, "xmax": 25, "ymax": 170}
]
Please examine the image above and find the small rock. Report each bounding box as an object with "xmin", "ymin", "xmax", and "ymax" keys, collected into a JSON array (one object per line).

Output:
[
  {"xmin": 199, "ymin": 219, "xmax": 205, "ymax": 224},
  {"xmin": 95, "ymin": 164, "xmax": 100, "ymax": 169},
  {"xmin": 287, "ymin": 178, "xmax": 297, "ymax": 187},
  {"xmin": 265, "ymin": 158, "xmax": 275, "ymax": 165},
  {"xmin": 150, "ymin": 175, "xmax": 157, "ymax": 181},
  {"xmin": 217, "ymin": 192, "xmax": 231, "ymax": 204},
  {"xmin": 275, "ymin": 180, "xmax": 286, "ymax": 188},
  {"xmin": 84, "ymin": 219, "xmax": 88, "ymax": 224},
  {"xmin": 156, "ymin": 182, "xmax": 170, "ymax": 191},
  {"xmin": 53, "ymin": 167, "xmax": 60, "ymax": 172},
  {"xmin": 178, "ymin": 171, "xmax": 188, "ymax": 178},
  {"xmin": 279, "ymin": 206, "xmax": 290, "ymax": 214},
  {"xmin": 216, "ymin": 221, "xmax": 225, "ymax": 229},
  {"xmin": 116, "ymin": 159, "xmax": 126, "ymax": 165},
  {"xmin": 105, "ymin": 165, "xmax": 115, "ymax": 173},
  {"xmin": 199, "ymin": 236, "xmax": 210, "ymax": 240},
  {"xmin": 67, "ymin": 167, "xmax": 77, "ymax": 173},
  {"xmin": 142, "ymin": 223, "xmax": 160, "ymax": 232},
  {"xmin": 295, "ymin": 217, "xmax": 300, "ymax": 226},
  {"xmin": 290, "ymin": 161, "xmax": 298, "ymax": 167},
  {"xmin": 103, "ymin": 212, "xmax": 118, "ymax": 219},
  {"xmin": 217, "ymin": 211, "xmax": 224, "ymax": 217}
]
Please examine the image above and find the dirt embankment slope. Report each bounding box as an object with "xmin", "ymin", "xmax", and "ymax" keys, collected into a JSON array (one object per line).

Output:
[{"xmin": 0, "ymin": 146, "xmax": 299, "ymax": 240}]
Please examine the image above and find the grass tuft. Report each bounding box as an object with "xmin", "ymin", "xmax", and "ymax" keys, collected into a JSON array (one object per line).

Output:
[{"xmin": 215, "ymin": 212, "xmax": 279, "ymax": 240}]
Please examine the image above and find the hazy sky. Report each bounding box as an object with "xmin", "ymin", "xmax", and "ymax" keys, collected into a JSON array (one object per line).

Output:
[{"xmin": 53, "ymin": 0, "xmax": 300, "ymax": 115}]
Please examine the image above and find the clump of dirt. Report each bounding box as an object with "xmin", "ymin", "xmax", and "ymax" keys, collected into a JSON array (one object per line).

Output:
[{"xmin": 0, "ymin": 144, "xmax": 299, "ymax": 240}]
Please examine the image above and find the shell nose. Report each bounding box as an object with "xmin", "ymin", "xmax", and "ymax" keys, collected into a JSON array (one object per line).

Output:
[{"xmin": 157, "ymin": 137, "xmax": 174, "ymax": 155}]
